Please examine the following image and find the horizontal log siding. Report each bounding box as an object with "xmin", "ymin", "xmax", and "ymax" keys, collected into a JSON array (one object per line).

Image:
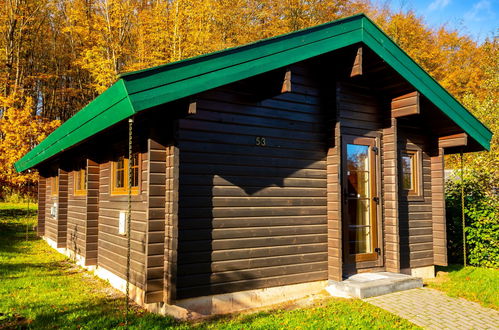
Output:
[
  {"xmin": 327, "ymin": 121, "xmax": 342, "ymax": 281},
  {"xmin": 164, "ymin": 145, "xmax": 179, "ymax": 303},
  {"xmin": 432, "ymin": 147, "xmax": 447, "ymax": 266},
  {"xmin": 383, "ymin": 118, "xmax": 400, "ymax": 272},
  {"xmin": 44, "ymin": 176, "xmax": 57, "ymax": 243},
  {"xmin": 176, "ymin": 63, "xmax": 328, "ymax": 298},
  {"xmin": 97, "ymin": 154, "xmax": 148, "ymax": 291},
  {"xmin": 398, "ymin": 131, "xmax": 434, "ymax": 269},
  {"xmin": 58, "ymin": 170, "xmax": 69, "ymax": 249},
  {"xmin": 145, "ymin": 139, "xmax": 167, "ymax": 303},
  {"xmin": 337, "ymin": 82, "xmax": 382, "ymax": 134},
  {"xmin": 86, "ymin": 160, "xmax": 99, "ymax": 265},
  {"xmin": 67, "ymin": 170, "xmax": 87, "ymax": 259},
  {"xmin": 45, "ymin": 170, "xmax": 68, "ymax": 248},
  {"xmin": 37, "ymin": 177, "xmax": 46, "ymax": 236}
]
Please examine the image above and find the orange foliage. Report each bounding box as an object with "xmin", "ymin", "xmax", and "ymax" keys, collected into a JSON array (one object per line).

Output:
[
  {"xmin": 0, "ymin": 0, "xmax": 496, "ymax": 197},
  {"xmin": 0, "ymin": 95, "xmax": 60, "ymax": 194}
]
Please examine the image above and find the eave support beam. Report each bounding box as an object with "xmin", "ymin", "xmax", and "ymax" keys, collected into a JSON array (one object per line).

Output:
[
  {"xmin": 391, "ymin": 91, "xmax": 420, "ymax": 118},
  {"xmin": 438, "ymin": 133, "xmax": 468, "ymax": 148},
  {"xmin": 281, "ymin": 68, "xmax": 292, "ymax": 93},
  {"xmin": 187, "ymin": 100, "xmax": 197, "ymax": 115},
  {"xmin": 350, "ymin": 46, "xmax": 363, "ymax": 77}
]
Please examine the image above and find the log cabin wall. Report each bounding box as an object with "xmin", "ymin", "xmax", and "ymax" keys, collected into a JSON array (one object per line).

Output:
[
  {"xmin": 44, "ymin": 175, "xmax": 56, "ymax": 243},
  {"xmin": 164, "ymin": 144, "xmax": 179, "ymax": 304},
  {"xmin": 96, "ymin": 150, "xmax": 148, "ymax": 294},
  {"xmin": 144, "ymin": 138, "xmax": 168, "ymax": 303},
  {"xmin": 86, "ymin": 159, "xmax": 100, "ymax": 266},
  {"xmin": 66, "ymin": 158, "xmax": 100, "ymax": 266},
  {"xmin": 383, "ymin": 118, "xmax": 401, "ymax": 273},
  {"xmin": 67, "ymin": 168, "xmax": 88, "ymax": 259},
  {"xmin": 37, "ymin": 176, "xmax": 47, "ymax": 236},
  {"xmin": 58, "ymin": 170, "xmax": 69, "ymax": 249},
  {"xmin": 397, "ymin": 127, "xmax": 434, "ymax": 270},
  {"xmin": 175, "ymin": 62, "xmax": 329, "ymax": 299},
  {"xmin": 44, "ymin": 169, "xmax": 68, "ymax": 249},
  {"xmin": 327, "ymin": 120, "xmax": 342, "ymax": 282},
  {"xmin": 431, "ymin": 147, "xmax": 447, "ymax": 266}
]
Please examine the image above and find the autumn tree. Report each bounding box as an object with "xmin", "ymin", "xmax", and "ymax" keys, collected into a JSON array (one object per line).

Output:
[
  {"xmin": 0, "ymin": 0, "xmax": 497, "ymax": 199},
  {"xmin": 0, "ymin": 95, "xmax": 60, "ymax": 197}
]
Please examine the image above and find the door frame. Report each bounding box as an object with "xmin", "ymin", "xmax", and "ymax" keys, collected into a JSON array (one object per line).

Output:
[{"xmin": 341, "ymin": 134, "xmax": 384, "ymax": 270}]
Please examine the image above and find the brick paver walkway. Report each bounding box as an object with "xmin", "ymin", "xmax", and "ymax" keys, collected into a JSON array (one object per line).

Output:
[{"xmin": 365, "ymin": 288, "xmax": 499, "ymax": 329}]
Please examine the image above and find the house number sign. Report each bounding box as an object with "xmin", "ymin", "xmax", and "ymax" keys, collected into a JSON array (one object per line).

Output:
[{"xmin": 255, "ymin": 137, "xmax": 266, "ymax": 146}]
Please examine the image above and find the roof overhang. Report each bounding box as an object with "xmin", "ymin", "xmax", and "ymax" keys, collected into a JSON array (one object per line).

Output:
[{"xmin": 15, "ymin": 14, "xmax": 492, "ymax": 172}]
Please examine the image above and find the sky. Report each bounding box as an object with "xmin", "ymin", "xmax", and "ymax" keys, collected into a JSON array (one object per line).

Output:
[{"xmin": 378, "ymin": 0, "xmax": 498, "ymax": 43}]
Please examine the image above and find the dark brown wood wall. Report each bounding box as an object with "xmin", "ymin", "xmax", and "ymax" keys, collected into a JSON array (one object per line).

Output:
[
  {"xmin": 383, "ymin": 118, "xmax": 401, "ymax": 272},
  {"xmin": 58, "ymin": 170, "xmax": 69, "ymax": 249},
  {"xmin": 337, "ymin": 82, "xmax": 383, "ymax": 136},
  {"xmin": 164, "ymin": 144, "xmax": 179, "ymax": 303},
  {"xmin": 97, "ymin": 155, "xmax": 148, "ymax": 290},
  {"xmin": 398, "ymin": 128, "xmax": 434, "ymax": 269},
  {"xmin": 67, "ymin": 170, "xmax": 87, "ymax": 258},
  {"xmin": 44, "ymin": 170, "xmax": 68, "ymax": 249},
  {"xmin": 66, "ymin": 159, "xmax": 100, "ymax": 266},
  {"xmin": 175, "ymin": 63, "xmax": 329, "ymax": 299},
  {"xmin": 327, "ymin": 121, "xmax": 342, "ymax": 281},
  {"xmin": 431, "ymin": 147, "xmax": 447, "ymax": 266},
  {"xmin": 86, "ymin": 159, "xmax": 100, "ymax": 265},
  {"xmin": 144, "ymin": 138, "xmax": 168, "ymax": 303},
  {"xmin": 37, "ymin": 177, "xmax": 47, "ymax": 236},
  {"xmin": 44, "ymin": 176, "xmax": 56, "ymax": 243}
]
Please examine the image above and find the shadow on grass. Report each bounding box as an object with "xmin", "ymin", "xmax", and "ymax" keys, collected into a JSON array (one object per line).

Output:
[
  {"xmin": 0, "ymin": 262, "xmax": 76, "ymax": 279},
  {"xmin": 435, "ymin": 264, "xmax": 465, "ymax": 273},
  {"xmin": 28, "ymin": 300, "xmax": 180, "ymax": 329},
  {"xmin": 0, "ymin": 207, "xmax": 37, "ymax": 221},
  {"xmin": 0, "ymin": 233, "xmax": 40, "ymax": 254},
  {"xmin": 0, "ymin": 208, "xmax": 39, "ymax": 255}
]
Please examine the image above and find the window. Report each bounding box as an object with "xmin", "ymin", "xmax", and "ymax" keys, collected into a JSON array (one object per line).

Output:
[
  {"xmin": 51, "ymin": 176, "xmax": 59, "ymax": 196},
  {"xmin": 401, "ymin": 150, "xmax": 419, "ymax": 195},
  {"xmin": 111, "ymin": 153, "xmax": 140, "ymax": 195},
  {"xmin": 74, "ymin": 167, "xmax": 87, "ymax": 196}
]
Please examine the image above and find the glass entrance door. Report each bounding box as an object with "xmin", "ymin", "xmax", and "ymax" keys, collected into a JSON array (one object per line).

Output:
[{"xmin": 342, "ymin": 135, "xmax": 379, "ymax": 263}]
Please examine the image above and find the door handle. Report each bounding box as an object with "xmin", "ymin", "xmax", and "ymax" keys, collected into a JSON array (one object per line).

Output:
[
  {"xmin": 372, "ymin": 196, "xmax": 379, "ymax": 204},
  {"xmin": 375, "ymin": 247, "xmax": 381, "ymax": 255}
]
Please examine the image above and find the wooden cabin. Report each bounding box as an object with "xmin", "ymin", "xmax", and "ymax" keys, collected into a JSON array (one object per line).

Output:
[{"xmin": 16, "ymin": 14, "xmax": 492, "ymax": 316}]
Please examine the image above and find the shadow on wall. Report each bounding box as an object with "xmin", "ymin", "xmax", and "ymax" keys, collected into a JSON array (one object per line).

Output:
[{"xmin": 175, "ymin": 94, "xmax": 330, "ymax": 300}]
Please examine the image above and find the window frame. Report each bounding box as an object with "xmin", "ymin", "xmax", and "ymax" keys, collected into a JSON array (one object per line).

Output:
[
  {"xmin": 400, "ymin": 149, "xmax": 421, "ymax": 196},
  {"xmin": 111, "ymin": 153, "xmax": 141, "ymax": 195},
  {"xmin": 74, "ymin": 166, "xmax": 87, "ymax": 196},
  {"xmin": 51, "ymin": 175, "xmax": 59, "ymax": 196}
]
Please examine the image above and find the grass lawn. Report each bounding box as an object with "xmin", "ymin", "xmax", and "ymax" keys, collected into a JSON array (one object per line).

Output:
[
  {"xmin": 0, "ymin": 202, "xmax": 419, "ymax": 329},
  {"xmin": 425, "ymin": 265, "xmax": 499, "ymax": 310}
]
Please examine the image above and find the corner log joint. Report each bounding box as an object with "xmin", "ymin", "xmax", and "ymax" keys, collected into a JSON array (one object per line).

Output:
[
  {"xmin": 188, "ymin": 100, "xmax": 197, "ymax": 115},
  {"xmin": 391, "ymin": 91, "xmax": 420, "ymax": 118},
  {"xmin": 350, "ymin": 47, "xmax": 363, "ymax": 77},
  {"xmin": 438, "ymin": 133, "xmax": 468, "ymax": 148}
]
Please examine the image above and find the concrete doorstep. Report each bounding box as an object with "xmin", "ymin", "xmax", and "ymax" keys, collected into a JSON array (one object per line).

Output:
[{"xmin": 326, "ymin": 272, "xmax": 423, "ymax": 299}]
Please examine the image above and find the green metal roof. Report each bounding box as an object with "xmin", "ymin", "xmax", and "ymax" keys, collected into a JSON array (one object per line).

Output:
[{"xmin": 15, "ymin": 14, "xmax": 492, "ymax": 172}]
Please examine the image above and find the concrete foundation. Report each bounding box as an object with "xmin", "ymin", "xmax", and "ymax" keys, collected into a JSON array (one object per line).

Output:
[
  {"xmin": 326, "ymin": 272, "xmax": 423, "ymax": 299},
  {"xmin": 410, "ymin": 266, "xmax": 435, "ymax": 279},
  {"xmin": 171, "ymin": 280, "xmax": 328, "ymax": 317}
]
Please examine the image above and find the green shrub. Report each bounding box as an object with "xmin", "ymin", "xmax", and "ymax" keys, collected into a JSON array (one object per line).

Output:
[{"xmin": 445, "ymin": 171, "xmax": 499, "ymax": 268}]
